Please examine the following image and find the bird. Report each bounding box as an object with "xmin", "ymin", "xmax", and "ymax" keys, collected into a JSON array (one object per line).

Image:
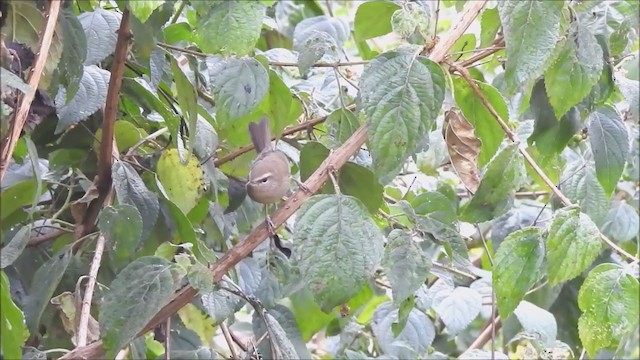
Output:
[{"xmin": 246, "ymin": 117, "xmax": 309, "ymax": 234}]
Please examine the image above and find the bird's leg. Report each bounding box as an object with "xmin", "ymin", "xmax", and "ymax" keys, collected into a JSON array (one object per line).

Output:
[
  {"xmin": 294, "ymin": 178, "xmax": 312, "ymax": 194},
  {"xmin": 264, "ymin": 205, "xmax": 276, "ymax": 235}
]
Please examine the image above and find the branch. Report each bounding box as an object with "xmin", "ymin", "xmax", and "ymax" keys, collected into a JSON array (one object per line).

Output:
[
  {"xmin": 0, "ymin": 1, "xmax": 61, "ymax": 180},
  {"xmin": 73, "ymin": 10, "xmax": 132, "ymax": 243},
  {"xmin": 60, "ymin": 2, "xmax": 488, "ymax": 358},
  {"xmin": 76, "ymin": 9, "xmax": 131, "ymax": 348},
  {"xmin": 446, "ymin": 61, "xmax": 638, "ymax": 263}
]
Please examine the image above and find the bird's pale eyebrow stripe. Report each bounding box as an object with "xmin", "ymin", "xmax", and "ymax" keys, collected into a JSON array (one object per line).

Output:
[{"xmin": 252, "ymin": 172, "xmax": 273, "ymax": 181}]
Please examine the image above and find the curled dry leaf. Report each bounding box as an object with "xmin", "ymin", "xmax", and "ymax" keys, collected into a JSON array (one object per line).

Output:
[{"xmin": 443, "ymin": 108, "xmax": 481, "ymax": 193}]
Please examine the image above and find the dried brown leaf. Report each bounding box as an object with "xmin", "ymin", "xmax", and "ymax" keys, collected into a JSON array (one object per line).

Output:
[{"xmin": 443, "ymin": 108, "xmax": 481, "ymax": 193}]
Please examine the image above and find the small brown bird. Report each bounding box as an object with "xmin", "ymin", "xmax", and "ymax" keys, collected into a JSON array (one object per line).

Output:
[{"xmin": 246, "ymin": 117, "xmax": 308, "ymax": 234}]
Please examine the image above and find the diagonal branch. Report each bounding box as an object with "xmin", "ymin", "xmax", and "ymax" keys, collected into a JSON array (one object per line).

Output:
[
  {"xmin": 446, "ymin": 60, "xmax": 638, "ymax": 263},
  {"xmin": 60, "ymin": 2, "xmax": 488, "ymax": 358},
  {"xmin": 0, "ymin": 1, "xmax": 61, "ymax": 180}
]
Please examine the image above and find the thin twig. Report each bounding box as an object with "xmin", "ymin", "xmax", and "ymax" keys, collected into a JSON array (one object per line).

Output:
[
  {"xmin": 269, "ymin": 60, "xmax": 369, "ymax": 67},
  {"xmin": 220, "ymin": 322, "xmax": 238, "ymax": 359},
  {"xmin": 164, "ymin": 317, "xmax": 171, "ymax": 360},
  {"xmin": 447, "ymin": 60, "xmax": 639, "ymax": 263},
  {"xmin": 0, "ymin": 1, "xmax": 61, "ymax": 180},
  {"xmin": 469, "ymin": 316, "xmax": 502, "ymax": 350},
  {"xmin": 76, "ymin": 233, "xmax": 107, "ymax": 346}
]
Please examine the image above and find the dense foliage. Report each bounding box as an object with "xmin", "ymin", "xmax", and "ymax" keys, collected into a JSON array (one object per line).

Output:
[{"xmin": 1, "ymin": 0, "xmax": 639, "ymax": 359}]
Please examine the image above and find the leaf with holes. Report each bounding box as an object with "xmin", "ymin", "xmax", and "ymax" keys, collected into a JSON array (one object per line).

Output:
[
  {"xmin": 493, "ymin": 227, "xmax": 545, "ymax": 318},
  {"xmin": 578, "ymin": 263, "xmax": 639, "ymax": 357},
  {"xmin": 293, "ymin": 194, "xmax": 383, "ymax": 312},
  {"xmin": 443, "ymin": 109, "xmax": 480, "ymax": 192},
  {"xmin": 588, "ymin": 106, "xmax": 629, "ymax": 196},
  {"xmin": 460, "ymin": 144, "xmax": 526, "ymax": 223},
  {"xmin": 100, "ymin": 256, "xmax": 185, "ymax": 356},
  {"xmin": 359, "ymin": 49, "xmax": 445, "ymax": 184},
  {"xmin": 546, "ymin": 206, "xmax": 602, "ymax": 285}
]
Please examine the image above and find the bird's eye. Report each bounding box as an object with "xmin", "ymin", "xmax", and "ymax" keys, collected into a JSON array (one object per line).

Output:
[{"xmin": 261, "ymin": 178, "xmax": 268, "ymax": 183}]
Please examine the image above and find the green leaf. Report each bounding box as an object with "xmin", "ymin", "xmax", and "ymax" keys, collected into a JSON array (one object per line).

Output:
[
  {"xmin": 254, "ymin": 312, "xmax": 299, "ymax": 359},
  {"xmin": 299, "ymin": 142, "xmax": 383, "ymax": 213},
  {"xmin": 54, "ymin": 65, "xmax": 111, "ymax": 134},
  {"xmin": 98, "ymin": 204, "xmax": 144, "ymax": 267},
  {"xmin": 326, "ymin": 107, "xmax": 360, "ymax": 146},
  {"xmin": 58, "ymin": 5, "xmax": 87, "ymax": 101},
  {"xmin": 24, "ymin": 247, "xmax": 72, "ymax": 334},
  {"xmin": 78, "ymin": 8, "xmax": 121, "ymax": 65},
  {"xmin": 578, "ymin": 263, "xmax": 640, "ymax": 357},
  {"xmin": 1, "ymin": 271, "xmax": 29, "ymax": 360},
  {"xmin": 157, "ymin": 149, "xmax": 206, "ymax": 214},
  {"xmin": 0, "ymin": 68, "xmax": 31, "ymax": 94},
  {"xmin": 163, "ymin": 22, "xmax": 193, "ymax": 44},
  {"xmin": 112, "ymin": 161, "xmax": 159, "ymax": 240},
  {"xmin": 616, "ymin": 75, "xmax": 639, "ymax": 122},
  {"xmin": 431, "ymin": 285, "xmax": 482, "ymax": 336},
  {"xmin": 546, "ymin": 206, "xmax": 602, "ymax": 285},
  {"xmin": 253, "ymin": 304, "xmax": 311, "ymax": 359},
  {"xmin": 513, "ymin": 301, "xmax": 557, "ymax": 346},
  {"xmin": 528, "ymin": 79, "xmax": 581, "ymax": 156},
  {"xmin": 295, "ymin": 32, "xmax": 338, "ymax": 74},
  {"xmin": 293, "ymin": 194, "xmax": 383, "ymax": 312},
  {"xmin": 1, "ymin": 224, "xmax": 32, "ymax": 269},
  {"xmin": 170, "ymin": 58, "xmax": 198, "ymax": 152},
  {"xmin": 100, "ymin": 256, "xmax": 186, "ymax": 356},
  {"xmin": 480, "ymin": 7, "xmax": 501, "ymax": 47},
  {"xmin": 210, "ymin": 57, "xmax": 269, "ymax": 122},
  {"xmin": 560, "ymin": 159, "xmax": 608, "ymax": 226},
  {"xmin": 354, "ymin": 1, "xmax": 401, "ymax": 40},
  {"xmin": 359, "ymin": 50, "xmax": 445, "ymax": 184},
  {"xmin": 128, "ymin": 0, "xmax": 164, "ymax": 23},
  {"xmin": 371, "ymin": 301, "xmax": 435, "ymax": 358},
  {"xmin": 259, "ymin": 70, "xmax": 303, "ymax": 136},
  {"xmin": 601, "ymin": 201, "xmax": 640, "ymax": 243},
  {"xmin": 493, "ymin": 227, "xmax": 545, "ymax": 318},
  {"xmin": 0, "ymin": 180, "xmax": 42, "ymax": 222},
  {"xmin": 382, "ymin": 230, "xmax": 431, "ymax": 304},
  {"xmin": 460, "ymin": 144, "xmax": 526, "ymax": 223},
  {"xmin": 498, "ymin": 0, "xmax": 564, "ymax": 94},
  {"xmin": 452, "ymin": 77, "xmax": 506, "ymax": 165},
  {"xmin": 588, "ymin": 106, "xmax": 629, "ymax": 196},
  {"xmin": 192, "ymin": 1, "xmax": 266, "ymax": 55},
  {"xmin": 544, "ymin": 23, "xmax": 603, "ymax": 119}
]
